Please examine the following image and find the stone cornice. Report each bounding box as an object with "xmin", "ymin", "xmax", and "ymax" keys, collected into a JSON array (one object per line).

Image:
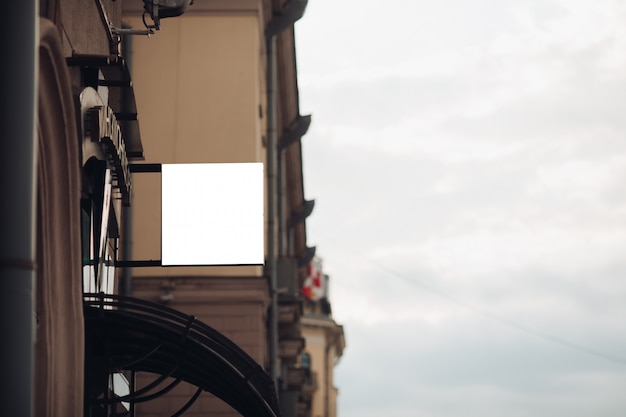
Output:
[{"xmin": 132, "ymin": 276, "xmax": 271, "ymax": 306}]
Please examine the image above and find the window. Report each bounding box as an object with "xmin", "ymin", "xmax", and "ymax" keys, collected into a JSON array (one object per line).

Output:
[{"xmin": 82, "ymin": 158, "xmax": 119, "ymax": 296}]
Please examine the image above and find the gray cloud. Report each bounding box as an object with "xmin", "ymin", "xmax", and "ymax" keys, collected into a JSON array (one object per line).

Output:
[{"xmin": 335, "ymin": 320, "xmax": 626, "ymax": 417}]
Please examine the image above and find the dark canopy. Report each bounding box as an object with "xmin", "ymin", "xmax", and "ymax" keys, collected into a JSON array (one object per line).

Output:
[{"xmin": 84, "ymin": 293, "xmax": 280, "ymax": 417}]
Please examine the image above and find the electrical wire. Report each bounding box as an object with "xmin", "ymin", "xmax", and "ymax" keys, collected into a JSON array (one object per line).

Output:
[{"xmin": 316, "ymin": 233, "xmax": 626, "ymax": 366}]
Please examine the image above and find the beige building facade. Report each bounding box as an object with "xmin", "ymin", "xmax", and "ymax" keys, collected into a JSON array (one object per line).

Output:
[
  {"xmin": 300, "ymin": 261, "xmax": 346, "ymax": 417},
  {"xmin": 3, "ymin": 1, "xmax": 345, "ymax": 416},
  {"xmin": 301, "ymin": 316, "xmax": 345, "ymax": 417},
  {"xmin": 123, "ymin": 1, "xmax": 321, "ymax": 417}
]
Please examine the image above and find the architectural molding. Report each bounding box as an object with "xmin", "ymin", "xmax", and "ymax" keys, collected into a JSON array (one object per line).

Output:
[
  {"xmin": 132, "ymin": 276, "xmax": 272, "ymax": 306},
  {"xmin": 35, "ymin": 17, "xmax": 84, "ymax": 417}
]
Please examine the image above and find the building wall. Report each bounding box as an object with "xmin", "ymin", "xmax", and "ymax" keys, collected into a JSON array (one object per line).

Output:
[
  {"xmin": 121, "ymin": 1, "xmax": 318, "ymax": 416},
  {"xmin": 125, "ymin": 4, "xmax": 273, "ymax": 416},
  {"xmin": 132, "ymin": 277, "xmax": 271, "ymax": 364},
  {"xmin": 126, "ymin": 9, "xmax": 265, "ymax": 278},
  {"xmin": 303, "ymin": 327, "xmax": 328, "ymax": 416},
  {"xmin": 126, "ymin": 15, "xmax": 263, "ymax": 163},
  {"xmin": 18, "ymin": 0, "xmax": 311, "ymax": 415},
  {"xmin": 35, "ymin": 17, "xmax": 85, "ymax": 417},
  {"xmin": 132, "ymin": 277, "xmax": 270, "ymax": 416},
  {"xmin": 34, "ymin": 0, "xmax": 125, "ymax": 414},
  {"xmin": 301, "ymin": 315, "xmax": 345, "ymax": 417}
]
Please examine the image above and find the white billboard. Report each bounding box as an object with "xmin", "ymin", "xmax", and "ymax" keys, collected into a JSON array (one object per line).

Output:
[{"xmin": 161, "ymin": 163, "xmax": 264, "ymax": 266}]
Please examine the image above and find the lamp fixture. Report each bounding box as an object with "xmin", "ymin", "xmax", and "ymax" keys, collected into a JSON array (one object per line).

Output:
[
  {"xmin": 143, "ymin": 0, "xmax": 194, "ymax": 31},
  {"xmin": 110, "ymin": 0, "xmax": 194, "ymax": 37}
]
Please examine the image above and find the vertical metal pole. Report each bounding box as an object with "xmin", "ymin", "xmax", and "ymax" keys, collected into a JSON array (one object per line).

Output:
[
  {"xmin": 121, "ymin": 206, "xmax": 133, "ymax": 296},
  {"xmin": 277, "ymin": 149, "xmax": 284, "ymax": 257},
  {"xmin": 121, "ymin": 29, "xmax": 133, "ymax": 298},
  {"xmin": 266, "ymin": 34, "xmax": 280, "ymax": 389},
  {"xmin": 130, "ymin": 370, "xmax": 136, "ymax": 417},
  {"xmin": 0, "ymin": 2, "xmax": 38, "ymax": 416}
]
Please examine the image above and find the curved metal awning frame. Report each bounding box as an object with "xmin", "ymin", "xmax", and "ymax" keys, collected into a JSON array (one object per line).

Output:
[{"xmin": 84, "ymin": 293, "xmax": 281, "ymax": 417}]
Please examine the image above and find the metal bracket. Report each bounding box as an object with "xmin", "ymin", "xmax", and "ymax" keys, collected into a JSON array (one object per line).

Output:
[{"xmin": 111, "ymin": 27, "xmax": 155, "ymax": 37}]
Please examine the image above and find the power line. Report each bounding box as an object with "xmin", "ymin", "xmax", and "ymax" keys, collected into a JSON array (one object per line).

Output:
[{"xmin": 317, "ymin": 233, "xmax": 626, "ymax": 366}]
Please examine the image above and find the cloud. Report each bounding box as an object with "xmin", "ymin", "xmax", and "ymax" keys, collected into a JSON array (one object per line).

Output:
[
  {"xmin": 296, "ymin": 1, "xmax": 626, "ymax": 417},
  {"xmin": 299, "ymin": 0, "xmax": 626, "ymax": 163},
  {"xmin": 335, "ymin": 318, "xmax": 626, "ymax": 417}
]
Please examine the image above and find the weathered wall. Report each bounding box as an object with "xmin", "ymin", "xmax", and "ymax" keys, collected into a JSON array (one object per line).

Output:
[
  {"xmin": 126, "ymin": 11, "xmax": 265, "ymax": 278},
  {"xmin": 35, "ymin": 17, "xmax": 84, "ymax": 417}
]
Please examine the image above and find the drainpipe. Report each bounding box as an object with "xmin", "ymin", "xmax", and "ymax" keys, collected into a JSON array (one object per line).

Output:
[
  {"xmin": 266, "ymin": 32, "xmax": 279, "ymax": 388},
  {"xmin": 266, "ymin": 0, "xmax": 308, "ymax": 391},
  {"xmin": 278, "ymin": 115, "xmax": 312, "ymax": 256},
  {"xmin": 0, "ymin": 2, "xmax": 38, "ymax": 416},
  {"xmin": 121, "ymin": 27, "xmax": 133, "ymax": 298},
  {"xmin": 277, "ymin": 146, "xmax": 284, "ymax": 257}
]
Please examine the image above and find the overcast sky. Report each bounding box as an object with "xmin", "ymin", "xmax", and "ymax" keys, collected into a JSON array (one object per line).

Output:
[{"xmin": 295, "ymin": 1, "xmax": 626, "ymax": 416}]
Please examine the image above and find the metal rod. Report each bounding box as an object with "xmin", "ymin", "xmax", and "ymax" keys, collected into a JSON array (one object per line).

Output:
[
  {"xmin": 114, "ymin": 112, "xmax": 138, "ymax": 121},
  {"xmin": 94, "ymin": 0, "xmax": 118, "ymax": 54},
  {"xmin": 115, "ymin": 260, "xmax": 162, "ymax": 267},
  {"xmin": 120, "ymin": 28, "xmax": 135, "ymax": 299},
  {"xmin": 129, "ymin": 163, "xmax": 162, "ymax": 173},
  {"xmin": 111, "ymin": 27, "xmax": 154, "ymax": 37},
  {"xmin": 277, "ymin": 149, "xmax": 284, "ymax": 257},
  {"xmin": 130, "ymin": 370, "xmax": 136, "ymax": 417},
  {"xmin": 99, "ymin": 79, "xmax": 132, "ymax": 87}
]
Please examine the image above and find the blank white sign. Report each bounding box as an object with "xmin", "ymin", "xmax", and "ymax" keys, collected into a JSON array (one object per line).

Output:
[{"xmin": 161, "ymin": 163, "xmax": 264, "ymax": 266}]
